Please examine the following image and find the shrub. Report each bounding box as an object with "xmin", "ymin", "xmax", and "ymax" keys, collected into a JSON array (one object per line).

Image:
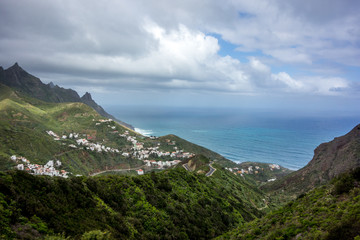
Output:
[{"xmin": 334, "ymin": 175, "xmax": 354, "ymax": 195}]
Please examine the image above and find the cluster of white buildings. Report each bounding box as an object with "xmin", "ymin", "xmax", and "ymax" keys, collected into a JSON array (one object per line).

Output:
[
  {"xmin": 143, "ymin": 159, "xmax": 182, "ymax": 169},
  {"xmin": 225, "ymin": 163, "xmax": 282, "ymax": 178},
  {"xmin": 119, "ymin": 130, "xmax": 195, "ymax": 161},
  {"xmin": 269, "ymin": 164, "xmax": 280, "ymax": 170},
  {"xmin": 97, "ymin": 119, "xmax": 113, "ymax": 123},
  {"xmin": 75, "ymin": 138, "xmax": 120, "ymax": 153},
  {"xmin": 45, "ymin": 119, "xmax": 195, "ymax": 176},
  {"xmin": 95, "ymin": 119, "xmax": 116, "ymax": 131},
  {"xmin": 225, "ymin": 165, "xmax": 262, "ymax": 176},
  {"xmin": 132, "ymin": 147, "xmax": 194, "ymax": 160},
  {"xmin": 46, "ymin": 129, "xmax": 121, "ymax": 154},
  {"xmin": 47, "ymin": 130, "xmax": 81, "ymax": 141},
  {"xmin": 119, "ymin": 130, "xmax": 137, "ymax": 144},
  {"xmin": 10, "ymin": 155, "xmax": 69, "ymax": 178}
]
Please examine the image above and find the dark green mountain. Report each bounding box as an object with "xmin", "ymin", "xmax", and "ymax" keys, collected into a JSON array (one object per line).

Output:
[
  {"xmin": 0, "ymin": 163, "xmax": 270, "ymax": 239},
  {"xmin": 0, "ymin": 63, "xmax": 133, "ymax": 129}
]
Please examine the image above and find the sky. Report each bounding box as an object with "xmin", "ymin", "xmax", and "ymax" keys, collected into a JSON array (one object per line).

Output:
[{"xmin": 0, "ymin": 0, "xmax": 359, "ymax": 114}]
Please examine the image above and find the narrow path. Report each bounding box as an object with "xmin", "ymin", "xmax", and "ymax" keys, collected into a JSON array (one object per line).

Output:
[
  {"xmin": 90, "ymin": 165, "xmax": 146, "ymax": 176},
  {"xmin": 54, "ymin": 149, "xmax": 76, "ymax": 157}
]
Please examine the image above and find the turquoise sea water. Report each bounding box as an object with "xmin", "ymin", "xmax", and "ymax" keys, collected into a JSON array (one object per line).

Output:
[{"xmin": 106, "ymin": 106, "xmax": 359, "ymax": 170}]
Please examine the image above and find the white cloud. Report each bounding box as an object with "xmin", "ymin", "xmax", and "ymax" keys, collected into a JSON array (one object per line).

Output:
[
  {"xmin": 301, "ymin": 76, "xmax": 349, "ymax": 95},
  {"xmin": 271, "ymin": 72, "xmax": 304, "ymax": 90},
  {"xmin": 0, "ymin": 0, "xmax": 358, "ymax": 102}
]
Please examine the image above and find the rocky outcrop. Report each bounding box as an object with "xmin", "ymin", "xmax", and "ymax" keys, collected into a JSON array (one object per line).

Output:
[
  {"xmin": 80, "ymin": 92, "xmax": 133, "ymax": 129},
  {"xmin": 264, "ymin": 124, "xmax": 360, "ymax": 195}
]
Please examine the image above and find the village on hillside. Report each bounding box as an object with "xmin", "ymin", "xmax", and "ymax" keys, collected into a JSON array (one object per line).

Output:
[
  {"xmin": 225, "ymin": 163, "xmax": 281, "ymax": 181},
  {"xmin": 10, "ymin": 155, "xmax": 70, "ymax": 178},
  {"xmin": 12, "ymin": 118, "xmax": 195, "ymax": 176}
]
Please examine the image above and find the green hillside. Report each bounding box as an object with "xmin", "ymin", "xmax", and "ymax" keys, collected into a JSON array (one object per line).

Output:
[
  {"xmin": 217, "ymin": 167, "xmax": 360, "ymax": 240},
  {"xmin": 0, "ymin": 166, "xmax": 269, "ymax": 239},
  {"xmin": 0, "ymin": 83, "xmax": 244, "ymax": 177},
  {"xmin": 0, "ymin": 84, "xmax": 140, "ymax": 175}
]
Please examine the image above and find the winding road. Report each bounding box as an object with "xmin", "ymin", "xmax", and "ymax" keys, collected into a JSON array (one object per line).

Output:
[
  {"xmin": 183, "ymin": 162, "xmax": 216, "ymax": 177},
  {"xmin": 90, "ymin": 165, "xmax": 146, "ymax": 176},
  {"xmin": 205, "ymin": 163, "xmax": 216, "ymax": 177}
]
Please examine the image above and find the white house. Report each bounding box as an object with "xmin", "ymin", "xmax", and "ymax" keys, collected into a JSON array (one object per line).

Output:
[
  {"xmin": 17, "ymin": 164, "xmax": 24, "ymax": 170},
  {"xmin": 45, "ymin": 160, "xmax": 54, "ymax": 168}
]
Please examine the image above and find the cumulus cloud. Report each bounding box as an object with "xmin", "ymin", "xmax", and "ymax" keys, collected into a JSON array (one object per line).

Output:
[{"xmin": 0, "ymin": 0, "xmax": 358, "ymax": 103}]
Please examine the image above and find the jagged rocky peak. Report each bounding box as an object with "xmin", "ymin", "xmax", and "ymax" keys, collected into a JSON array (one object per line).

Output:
[
  {"xmin": 9, "ymin": 62, "xmax": 23, "ymax": 71},
  {"xmin": 81, "ymin": 92, "xmax": 93, "ymax": 101},
  {"xmin": 48, "ymin": 82, "xmax": 55, "ymax": 88}
]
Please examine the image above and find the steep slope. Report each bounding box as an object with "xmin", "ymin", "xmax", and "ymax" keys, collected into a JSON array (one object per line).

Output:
[
  {"xmin": 263, "ymin": 124, "xmax": 360, "ymax": 197},
  {"xmin": 0, "ymin": 167, "xmax": 268, "ymax": 239},
  {"xmin": 81, "ymin": 92, "xmax": 133, "ymax": 129},
  {"xmin": 0, "ymin": 63, "xmax": 80, "ymax": 103},
  {"xmin": 218, "ymin": 168, "xmax": 360, "ymax": 240},
  {"xmin": 0, "ymin": 63, "xmax": 133, "ymax": 129}
]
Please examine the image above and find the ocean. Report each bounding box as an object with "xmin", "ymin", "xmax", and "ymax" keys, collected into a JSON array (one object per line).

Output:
[{"xmin": 106, "ymin": 106, "xmax": 359, "ymax": 170}]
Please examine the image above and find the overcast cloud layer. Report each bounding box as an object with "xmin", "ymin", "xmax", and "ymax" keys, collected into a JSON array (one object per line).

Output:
[{"xmin": 0, "ymin": 0, "xmax": 359, "ymax": 110}]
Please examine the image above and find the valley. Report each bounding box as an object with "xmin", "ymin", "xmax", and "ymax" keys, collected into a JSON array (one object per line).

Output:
[{"xmin": 0, "ymin": 64, "xmax": 359, "ymax": 239}]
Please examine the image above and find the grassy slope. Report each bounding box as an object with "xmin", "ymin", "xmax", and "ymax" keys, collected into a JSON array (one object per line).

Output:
[
  {"xmin": 217, "ymin": 168, "xmax": 360, "ymax": 240},
  {"xmin": 158, "ymin": 134, "xmax": 238, "ymax": 167},
  {"xmin": 0, "ymin": 167, "xmax": 269, "ymax": 239},
  {"xmin": 0, "ymin": 84, "xmax": 142, "ymax": 175},
  {"xmin": 1, "ymin": 84, "xmax": 253, "ymax": 176}
]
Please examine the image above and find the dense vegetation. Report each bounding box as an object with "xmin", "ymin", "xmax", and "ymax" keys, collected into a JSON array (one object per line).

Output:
[
  {"xmin": 217, "ymin": 168, "xmax": 360, "ymax": 240},
  {"xmin": 0, "ymin": 167, "xmax": 268, "ymax": 239}
]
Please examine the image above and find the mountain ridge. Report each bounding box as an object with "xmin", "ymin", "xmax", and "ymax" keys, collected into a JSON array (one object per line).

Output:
[
  {"xmin": 0, "ymin": 63, "xmax": 133, "ymax": 129},
  {"xmin": 263, "ymin": 123, "xmax": 360, "ymax": 197}
]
